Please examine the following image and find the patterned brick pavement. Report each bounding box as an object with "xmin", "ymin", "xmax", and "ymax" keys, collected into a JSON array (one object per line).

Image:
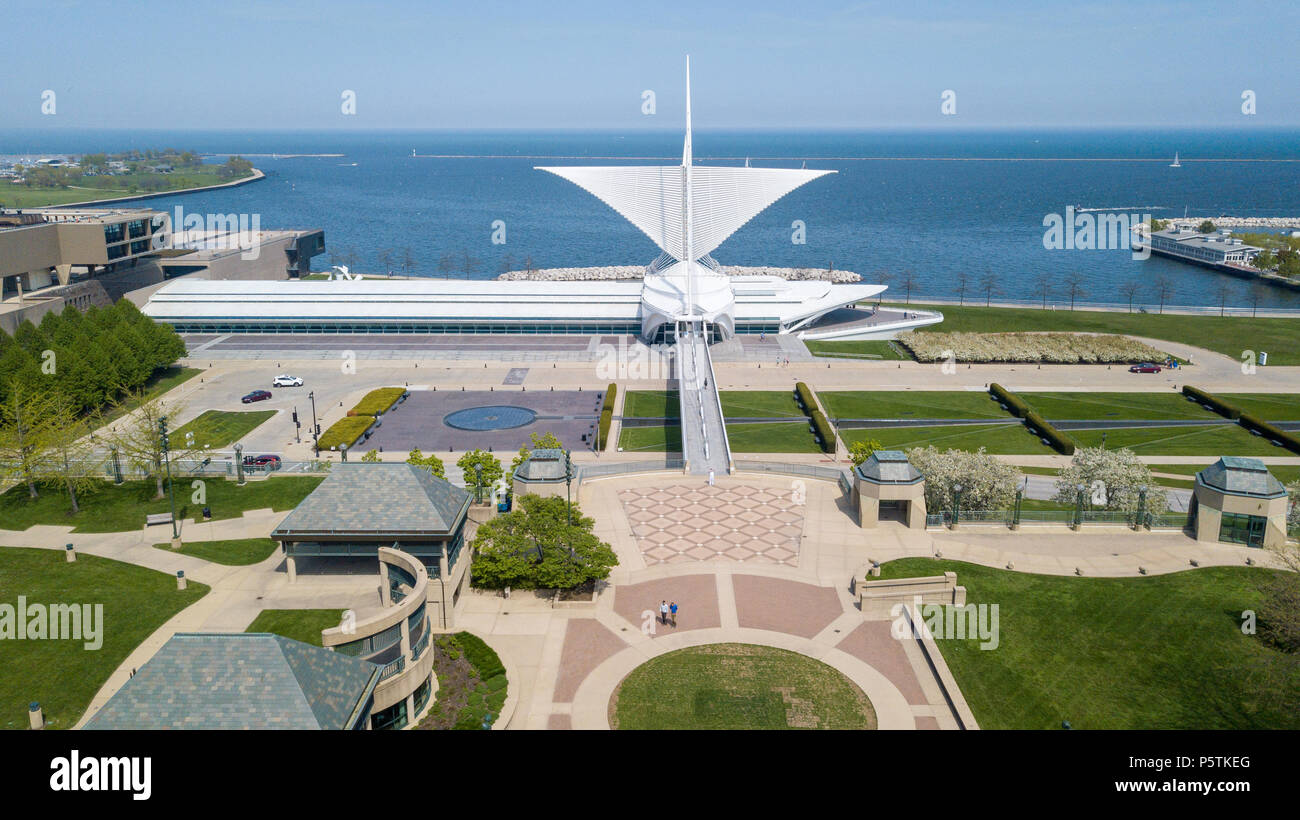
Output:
[{"xmin": 617, "ymin": 484, "xmax": 804, "ymax": 565}]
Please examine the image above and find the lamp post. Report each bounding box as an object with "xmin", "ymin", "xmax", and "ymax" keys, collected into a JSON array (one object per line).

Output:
[
  {"xmin": 1073, "ymin": 483, "xmax": 1086, "ymax": 530},
  {"xmin": 564, "ymin": 449, "xmax": 574, "ymax": 527},
  {"xmin": 1136, "ymin": 484, "xmax": 1148, "ymax": 531},
  {"xmin": 474, "ymin": 463, "xmax": 483, "ymax": 505},
  {"xmin": 952, "ymin": 483, "xmax": 963, "ymax": 529},
  {"xmin": 159, "ymin": 417, "xmax": 179, "ymax": 543},
  {"xmin": 109, "ymin": 445, "xmax": 123, "ymax": 485},
  {"xmin": 308, "ymin": 390, "xmax": 320, "ymax": 455}
]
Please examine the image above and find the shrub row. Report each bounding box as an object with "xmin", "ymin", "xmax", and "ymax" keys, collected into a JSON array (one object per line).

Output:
[
  {"xmin": 794, "ymin": 382, "xmax": 817, "ymax": 414},
  {"xmin": 348, "ymin": 387, "xmax": 407, "ymax": 417},
  {"xmin": 318, "ymin": 415, "xmax": 375, "ymax": 450},
  {"xmin": 989, "ymin": 383, "xmax": 1030, "ymax": 418},
  {"xmin": 457, "ymin": 631, "xmax": 506, "ymax": 680},
  {"xmin": 810, "ymin": 409, "xmax": 837, "ymax": 454},
  {"xmin": 1181, "ymin": 385, "xmax": 1242, "ymax": 420},
  {"xmin": 1239, "ymin": 413, "xmax": 1300, "ymax": 455},
  {"xmin": 598, "ymin": 383, "xmax": 616, "ymax": 449},
  {"xmin": 899, "ymin": 331, "xmax": 1168, "ymax": 364},
  {"xmin": 1024, "ymin": 410, "xmax": 1077, "ymax": 455}
]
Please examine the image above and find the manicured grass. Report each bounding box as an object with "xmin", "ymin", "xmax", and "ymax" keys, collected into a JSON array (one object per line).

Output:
[
  {"xmin": 841, "ymin": 423, "xmax": 1055, "ymax": 454},
  {"xmin": 152, "ymin": 537, "xmax": 278, "ymax": 566},
  {"xmin": 351, "ymin": 387, "xmax": 406, "ymax": 416},
  {"xmin": 611, "ymin": 643, "xmax": 877, "ymax": 730},
  {"xmin": 0, "ymin": 476, "xmax": 324, "ymax": 533},
  {"xmin": 1215, "ymin": 393, "xmax": 1300, "ymax": 421},
  {"xmin": 719, "ymin": 390, "xmax": 805, "ymax": 418},
  {"xmin": 0, "ymin": 170, "xmax": 248, "ymax": 208},
  {"xmin": 725, "ymin": 422, "xmax": 822, "ymax": 453},
  {"xmin": 317, "ymin": 415, "xmax": 375, "ymax": 450},
  {"xmin": 244, "ymin": 609, "xmax": 344, "ymax": 647},
  {"xmin": 878, "ymin": 558, "xmax": 1299, "ymax": 729},
  {"xmin": 173, "ymin": 409, "xmax": 275, "ymax": 449},
  {"xmin": 622, "ymin": 390, "xmax": 679, "ymax": 418},
  {"xmin": 0, "ymin": 547, "xmax": 209, "ymax": 730},
  {"xmin": 822, "ymin": 390, "xmax": 1010, "ymax": 420},
  {"xmin": 618, "ymin": 424, "xmax": 682, "ymax": 452},
  {"xmin": 893, "ymin": 302, "xmax": 1300, "ymax": 365},
  {"xmin": 805, "ymin": 340, "xmax": 909, "ymax": 360},
  {"xmin": 1020, "ymin": 391, "xmax": 1218, "ymax": 420},
  {"xmin": 96, "ymin": 366, "xmax": 203, "ymax": 428},
  {"xmin": 1015, "ymin": 464, "xmax": 1192, "ymax": 492},
  {"xmin": 1068, "ymin": 424, "xmax": 1287, "ymax": 456}
]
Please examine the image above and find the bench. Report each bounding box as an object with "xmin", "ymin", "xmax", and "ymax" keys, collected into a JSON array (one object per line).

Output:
[{"xmin": 145, "ymin": 513, "xmax": 173, "ymax": 527}]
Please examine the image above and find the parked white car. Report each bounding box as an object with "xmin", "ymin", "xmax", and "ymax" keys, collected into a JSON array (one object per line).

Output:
[{"xmin": 272, "ymin": 375, "xmax": 304, "ymax": 387}]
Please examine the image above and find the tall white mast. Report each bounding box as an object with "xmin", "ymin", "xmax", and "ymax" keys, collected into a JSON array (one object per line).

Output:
[{"xmin": 682, "ymin": 56, "xmax": 695, "ymax": 323}]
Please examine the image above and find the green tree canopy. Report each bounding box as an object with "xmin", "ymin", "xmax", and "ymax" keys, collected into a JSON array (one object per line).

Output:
[{"xmin": 470, "ymin": 494, "xmax": 617, "ymax": 590}]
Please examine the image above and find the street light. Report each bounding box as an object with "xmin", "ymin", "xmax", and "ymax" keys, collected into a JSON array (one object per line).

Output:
[
  {"xmin": 952, "ymin": 483, "xmax": 963, "ymax": 528},
  {"xmin": 1074, "ymin": 483, "xmax": 1086, "ymax": 530},
  {"xmin": 308, "ymin": 390, "xmax": 320, "ymax": 455},
  {"xmin": 564, "ymin": 448, "xmax": 574, "ymax": 527},
  {"xmin": 159, "ymin": 416, "xmax": 179, "ymax": 542},
  {"xmin": 473, "ymin": 463, "xmax": 483, "ymax": 505}
]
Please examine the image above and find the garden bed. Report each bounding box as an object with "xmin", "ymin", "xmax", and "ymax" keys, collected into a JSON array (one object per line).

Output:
[
  {"xmin": 417, "ymin": 632, "xmax": 508, "ymax": 730},
  {"xmin": 897, "ymin": 331, "xmax": 1170, "ymax": 364}
]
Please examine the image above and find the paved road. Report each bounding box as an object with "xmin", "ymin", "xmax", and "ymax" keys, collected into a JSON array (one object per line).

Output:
[{"xmin": 1019, "ymin": 473, "xmax": 1191, "ymax": 512}]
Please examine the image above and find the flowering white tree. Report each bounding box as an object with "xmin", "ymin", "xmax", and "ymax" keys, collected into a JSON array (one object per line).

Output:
[
  {"xmin": 905, "ymin": 446, "xmax": 1022, "ymax": 512},
  {"xmin": 1054, "ymin": 447, "xmax": 1166, "ymax": 512}
]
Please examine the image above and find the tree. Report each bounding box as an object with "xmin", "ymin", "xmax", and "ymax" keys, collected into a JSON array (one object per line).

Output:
[
  {"xmin": 104, "ymin": 390, "xmax": 197, "ymax": 499},
  {"xmin": 1035, "ymin": 273, "xmax": 1052, "ymax": 308},
  {"xmin": 898, "ymin": 269, "xmax": 918, "ymax": 305},
  {"xmin": 954, "ymin": 271, "xmax": 970, "ymax": 305},
  {"xmin": 37, "ymin": 391, "xmax": 99, "ymax": 514},
  {"xmin": 457, "ymin": 449, "xmax": 502, "ymax": 496},
  {"xmin": 406, "ymin": 448, "xmax": 446, "ymax": 478},
  {"xmin": 1148, "ymin": 218, "xmax": 1167, "ymax": 232},
  {"xmin": 1119, "ymin": 280, "xmax": 1140, "ymax": 313},
  {"xmin": 1197, "ymin": 220, "xmax": 1217, "ymax": 234},
  {"xmin": 1212, "ymin": 282, "xmax": 1231, "ymax": 317},
  {"xmin": 459, "ymin": 249, "xmax": 481, "ymax": 278},
  {"xmin": 979, "ymin": 271, "xmax": 998, "ymax": 307},
  {"xmin": 470, "ymin": 494, "xmax": 617, "ymax": 590},
  {"xmin": 360, "ymin": 449, "xmax": 381, "ymax": 462},
  {"xmin": 1064, "ymin": 271, "xmax": 1087, "ymax": 310},
  {"xmin": 400, "ymin": 247, "xmax": 415, "ymax": 275},
  {"xmin": 0, "ymin": 378, "xmax": 61, "ymax": 498},
  {"xmin": 1152, "ymin": 274, "xmax": 1174, "ymax": 314},
  {"xmin": 905, "ymin": 446, "xmax": 1022, "ymax": 512},
  {"xmin": 377, "ymin": 248, "xmax": 393, "ymax": 276},
  {"xmin": 848, "ymin": 438, "xmax": 883, "ymax": 467},
  {"xmin": 1053, "ymin": 448, "xmax": 1166, "ymax": 513}
]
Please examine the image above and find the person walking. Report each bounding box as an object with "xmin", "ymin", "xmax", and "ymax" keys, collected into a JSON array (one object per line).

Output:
[
  {"xmin": 669, "ymin": 601, "xmax": 678, "ymax": 627},
  {"xmin": 659, "ymin": 600, "xmax": 669, "ymax": 626}
]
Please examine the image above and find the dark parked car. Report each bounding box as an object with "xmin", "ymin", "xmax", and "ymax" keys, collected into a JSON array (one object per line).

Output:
[
  {"xmin": 1128, "ymin": 363, "xmax": 1162, "ymax": 374},
  {"xmin": 241, "ymin": 389, "xmax": 273, "ymax": 403},
  {"xmin": 243, "ymin": 455, "xmax": 282, "ymax": 471}
]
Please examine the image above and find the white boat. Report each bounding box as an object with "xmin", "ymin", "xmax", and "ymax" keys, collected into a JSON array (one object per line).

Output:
[{"xmin": 1170, "ymin": 152, "xmax": 1181, "ymax": 168}]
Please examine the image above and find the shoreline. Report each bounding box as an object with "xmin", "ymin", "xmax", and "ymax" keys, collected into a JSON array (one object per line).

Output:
[{"xmin": 26, "ymin": 167, "xmax": 265, "ymax": 209}]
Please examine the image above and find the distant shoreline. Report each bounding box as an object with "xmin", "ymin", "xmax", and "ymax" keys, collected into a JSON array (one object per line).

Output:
[{"xmin": 31, "ymin": 167, "xmax": 265, "ymax": 209}]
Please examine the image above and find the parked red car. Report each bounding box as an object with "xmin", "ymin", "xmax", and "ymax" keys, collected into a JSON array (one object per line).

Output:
[
  {"xmin": 241, "ymin": 389, "xmax": 273, "ymax": 403},
  {"xmin": 1128, "ymin": 363, "xmax": 1162, "ymax": 374},
  {"xmin": 243, "ymin": 455, "xmax": 282, "ymax": 471}
]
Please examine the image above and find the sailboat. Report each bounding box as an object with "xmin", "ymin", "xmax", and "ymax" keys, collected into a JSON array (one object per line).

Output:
[{"xmin": 1170, "ymin": 152, "xmax": 1181, "ymax": 168}]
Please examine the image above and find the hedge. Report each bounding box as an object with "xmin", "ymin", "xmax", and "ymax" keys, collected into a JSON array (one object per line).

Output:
[
  {"xmin": 598, "ymin": 383, "xmax": 617, "ymax": 449},
  {"xmin": 1024, "ymin": 410, "xmax": 1076, "ymax": 455},
  {"xmin": 457, "ymin": 631, "xmax": 506, "ymax": 680},
  {"xmin": 990, "ymin": 383, "xmax": 1030, "ymax": 418},
  {"xmin": 794, "ymin": 382, "xmax": 817, "ymax": 414},
  {"xmin": 318, "ymin": 415, "xmax": 375, "ymax": 450},
  {"xmin": 349, "ymin": 387, "xmax": 407, "ymax": 417},
  {"xmin": 1239, "ymin": 413, "xmax": 1300, "ymax": 455},
  {"xmin": 1181, "ymin": 385, "xmax": 1242, "ymax": 420},
  {"xmin": 810, "ymin": 409, "xmax": 837, "ymax": 454}
]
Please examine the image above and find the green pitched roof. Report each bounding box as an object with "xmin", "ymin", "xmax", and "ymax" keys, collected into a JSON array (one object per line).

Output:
[
  {"xmin": 274, "ymin": 462, "xmax": 470, "ymax": 536},
  {"xmin": 83, "ymin": 633, "xmax": 380, "ymax": 730},
  {"xmin": 1196, "ymin": 456, "xmax": 1287, "ymax": 499}
]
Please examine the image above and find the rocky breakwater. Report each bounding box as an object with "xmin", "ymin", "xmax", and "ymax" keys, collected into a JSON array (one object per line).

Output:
[{"xmin": 498, "ymin": 265, "xmax": 862, "ymax": 283}]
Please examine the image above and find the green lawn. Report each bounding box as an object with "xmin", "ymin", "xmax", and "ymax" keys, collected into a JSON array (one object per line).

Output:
[
  {"xmin": 1020, "ymin": 391, "xmax": 1219, "ymax": 420},
  {"xmin": 619, "ymin": 424, "xmax": 682, "ymax": 452},
  {"xmin": 822, "ymin": 390, "xmax": 1010, "ymax": 420},
  {"xmin": 0, "ymin": 476, "xmax": 324, "ymax": 533},
  {"xmin": 878, "ymin": 558, "xmax": 1299, "ymax": 729},
  {"xmin": 622, "ymin": 390, "xmax": 679, "ymax": 418},
  {"xmin": 805, "ymin": 340, "xmax": 910, "ymax": 360},
  {"xmin": 1215, "ymin": 393, "xmax": 1300, "ymax": 421},
  {"xmin": 1015, "ymin": 464, "xmax": 1193, "ymax": 491},
  {"xmin": 96, "ymin": 366, "xmax": 203, "ymax": 428},
  {"xmin": 244, "ymin": 609, "xmax": 344, "ymax": 647},
  {"xmin": 719, "ymin": 391, "xmax": 805, "ymax": 418},
  {"xmin": 152, "ymin": 537, "xmax": 278, "ymax": 566},
  {"xmin": 1068, "ymin": 424, "xmax": 1287, "ymax": 456},
  {"xmin": 891, "ymin": 302, "xmax": 1300, "ymax": 365},
  {"xmin": 611, "ymin": 643, "xmax": 877, "ymax": 730},
  {"xmin": 841, "ymin": 423, "xmax": 1055, "ymax": 454},
  {"xmin": 0, "ymin": 547, "xmax": 209, "ymax": 730},
  {"xmin": 174, "ymin": 409, "xmax": 276, "ymax": 449},
  {"xmin": 0, "ymin": 170, "xmax": 251, "ymax": 208},
  {"xmin": 726, "ymin": 422, "xmax": 822, "ymax": 453}
]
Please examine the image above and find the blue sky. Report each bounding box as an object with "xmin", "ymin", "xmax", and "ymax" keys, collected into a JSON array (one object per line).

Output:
[{"xmin": 6, "ymin": 0, "xmax": 1298, "ymax": 130}]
